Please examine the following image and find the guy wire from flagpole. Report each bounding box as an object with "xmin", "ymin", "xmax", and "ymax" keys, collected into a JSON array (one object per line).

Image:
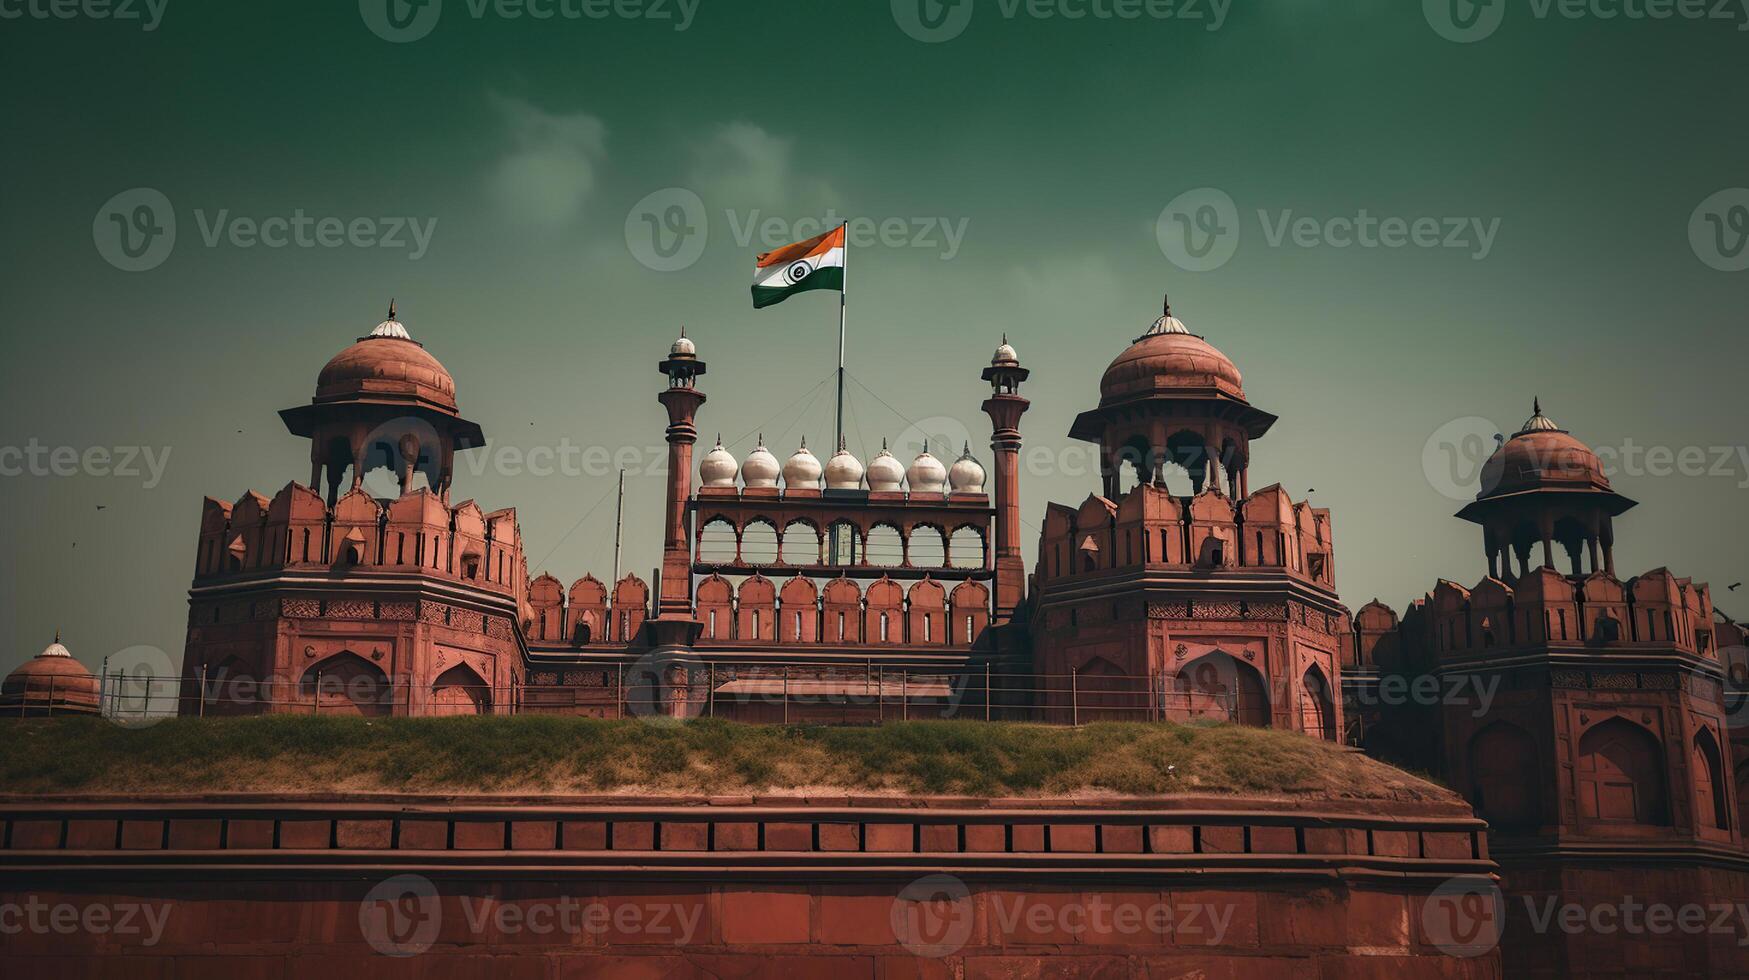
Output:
[{"xmin": 831, "ymin": 220, "xmax": 848, "ymax": 564}]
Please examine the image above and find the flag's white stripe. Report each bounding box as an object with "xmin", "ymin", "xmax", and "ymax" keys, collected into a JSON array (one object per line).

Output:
[{"xmin": 751, "ymin": 245, "xmax": 845, "ymax": 287}]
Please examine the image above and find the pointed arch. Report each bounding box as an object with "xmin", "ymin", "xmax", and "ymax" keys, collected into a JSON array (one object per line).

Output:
[
  {"xmin": 779, "ymin": 575, "xmax": 819, "ymax": 643},
  {"xmin": 1577, "ymin": 718, "xmax": 1669, "ymax": 826},
  {"xmin": 1299, "ymin": 664, "xmax": 1336, "ymax": 741},
  {"xmin": 1174, "ymin": 651, "xmax": 1268, "ymax": 727},
  {"xmin": 1694, "ymin": 728, "xmax": 1729, "ymax": 831},
  {"xmin": 299, "ymin": 652, "xmax": 391, "ymax": 716},
  {"xmin": 696, "ymin": 573, "xmax": 734, "ymax": 641},
  {"xmin": 431, "ymin": 662, "xmax": 492, "ymax": 715}
]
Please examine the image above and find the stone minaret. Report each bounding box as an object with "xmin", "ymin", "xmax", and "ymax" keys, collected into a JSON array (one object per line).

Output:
[{"xmin": 981, "ymin": 335, "xmax": 1030, "ymax": 623}]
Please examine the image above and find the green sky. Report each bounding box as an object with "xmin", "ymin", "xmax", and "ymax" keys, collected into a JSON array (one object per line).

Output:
[{"xmin": 2, "ymin": 0, "xmax": 1745, "ymax": 676}]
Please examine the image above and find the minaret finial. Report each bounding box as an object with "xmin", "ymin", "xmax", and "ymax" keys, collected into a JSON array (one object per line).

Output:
[
  {"xmin": 838, "ymin": 433, "xmax": 847, "ymax": 452},
  {"xmin": 800, "ymin": 435, "xmax": 807, "ymax": 450},
  {"xmin": 1163, "ymin": 293, "xmax": 1171, "ymax": 317},
  {"xmin": 1002, "ymin": 331, "xmax": 1008, "ymax": 345},
  {"xmin": 388, "ymin": 298, "xmax": 397, "ymax": 320},
  {"xmin": 54, "ymin": 628, "xmax": 60, "ymax": 644},
  {"xmin": 680, "ymin": 325, "xmax": 686, "ymax": 338},
  {"xmin": 1533, "ymin": 396, "xmax": 1542, "ymax": 416}
]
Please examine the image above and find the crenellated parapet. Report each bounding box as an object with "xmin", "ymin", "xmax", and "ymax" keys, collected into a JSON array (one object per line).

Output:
[
  {"xmin": 1383, "ymin": 565, "xmax": 1718, "ymax": 663},
  {"xmin": 524, "ymin": 572, "xmax": 650, "ymax": 647},
  {"xmin": 1034, "ymin": 482, "xmax": 1333, "ymax": 590},
  {"xmin": 688, "ymin": 572, "xmax": 988, "ymax": 648},
  {"xmin": 192, "ymin": 481, "xmax": 526, "ymax": 600}
]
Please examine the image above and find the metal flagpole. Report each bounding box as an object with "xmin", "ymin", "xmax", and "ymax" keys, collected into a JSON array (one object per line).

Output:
[
  {"xmin": 835, "ymin": 220, "xmax": 847, "ymax": 453},
  {"xmin": 611, "ymin": 469, "xmax": 625, "ymax": 586},
  {"xmin": 829, "ymin": 221, "xmax": 848, "ymax": 564}
]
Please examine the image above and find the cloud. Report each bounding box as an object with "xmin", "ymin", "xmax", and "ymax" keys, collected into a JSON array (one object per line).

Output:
[
  {"xmin": 485, "ymin": 94, "xmax": 607, "ymax": 228},
  {"xmin": 687, "ymin": 122, "xmax": 837, "ymax": 213}
]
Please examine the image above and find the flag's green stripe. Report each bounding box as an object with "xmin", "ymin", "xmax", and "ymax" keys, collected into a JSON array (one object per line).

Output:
[{"xmin": 751, "ymin": 267, "xmax": 845, "ymax": 309}]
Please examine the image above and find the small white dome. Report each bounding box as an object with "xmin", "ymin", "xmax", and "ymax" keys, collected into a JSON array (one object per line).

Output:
[
  {"xmin": 38, "ymin": 634, "xmax": 72, "ymax": 659},
  {"xmin": 906, "ymin": 445, "xmax": 948, "ymax": 496},
  {"xmin": 670, "ymin": 331, "xmax": 696, "ymax": 357},
  {"xmin": 866, "ymin": 441, "xmax": 905, "ymax": 492},
  {"xmin": 740, "ymin": 436, "xmax": 781, "ymax": 488},
  {"xmin": 1520, "ymin": 398, "xmax": 1561, "ymax": 433},
  {"xmin": 992, "ymin": 335, "xmax": 1018, "ymax": 366},
  {"xmin": 783, "ymin": 439, "xmax": 822, "ymax": 489},
  {"xmin": 371, "ymin": 300, "xmax": 411, "ymax": 339},
  {"xmin": 825, "ymin": 440, "xmax": 864, "ymax": 490},
  {"xmin": 948, "ymin": 444, "xmax": 986, "ymax": 493},
  {"xmin": 699, "ymin": 436, "xmax": 738, "ymax": 488}
]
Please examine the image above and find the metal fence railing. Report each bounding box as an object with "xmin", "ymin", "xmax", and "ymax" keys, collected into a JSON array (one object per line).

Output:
[{"xmin": 19, "ymin": 664, "xmax": 1252, "ymax": 726}]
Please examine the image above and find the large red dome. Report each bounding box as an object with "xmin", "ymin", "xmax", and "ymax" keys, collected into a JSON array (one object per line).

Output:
[
  {"xmin": 313, "ymin": 306, "xmax": 456, "ymax": 409},
  {"xmin": 1098, "ymin": 314, "xmax": 1244, "ymax": 403}
]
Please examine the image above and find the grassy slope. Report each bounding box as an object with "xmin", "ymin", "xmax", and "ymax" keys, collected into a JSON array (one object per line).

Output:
[{"xmin": 0, "ymin": 716, "xmax": 1453, "ymax": 802}]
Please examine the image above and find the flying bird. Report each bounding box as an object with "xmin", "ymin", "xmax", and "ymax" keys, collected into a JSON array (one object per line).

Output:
[
  {"xmin": 96, "ymin": 505, "xmax": 106, "ymax": 511},
  {"xmin": 1730, "ymin": 583, "xmax": 1742, "ymax": 592}
]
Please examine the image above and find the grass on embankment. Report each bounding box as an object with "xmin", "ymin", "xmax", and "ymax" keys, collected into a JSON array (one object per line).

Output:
[{"xmin": 0, "ymin": 716, "xmax": 1454, "ymax": 802}]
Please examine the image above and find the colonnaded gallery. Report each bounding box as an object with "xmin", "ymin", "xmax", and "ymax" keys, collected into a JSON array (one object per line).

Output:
[{"xmin": 7, "ymin": 295, "xmax": 1746, "ymax": 975}]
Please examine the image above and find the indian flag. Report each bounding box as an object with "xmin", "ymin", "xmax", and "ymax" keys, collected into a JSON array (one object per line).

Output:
[{"xmin": 751, "ymin": 225, "xmax": 845, "ymax": 309}]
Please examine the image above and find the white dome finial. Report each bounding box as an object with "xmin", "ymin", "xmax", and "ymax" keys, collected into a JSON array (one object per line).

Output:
[
  {"xmin": 1147, "ymin": 293, "xmax": 1188, "ymax": 336},
  {"xmin": 371, "ymin": 299, "xmax": 412, "ymax": 339}
]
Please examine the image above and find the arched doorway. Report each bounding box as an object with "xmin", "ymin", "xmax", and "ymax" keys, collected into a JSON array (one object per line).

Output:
[
  {"xmin": 1298, "ymin": 665, "xmax": 1335, "ymax": 741},
  {"xmin": 1577, "ymin": 718, "xmax": 1668, "ymax": 826},
  {"xmin": 430, "ymin": 663, "xmax": 491, "ymax": 716},
  {"xmin": 299, "ymin": 652, "xmax": 392, "ymax": 716},
  {"xmin": 1468, "ymin": 723, "xmax": 1541, "ymax": 831},
  {"xmin": 1173, "ymin": 651, "xmax": 1269, "ymax": 726},
  {"xmin": 1693, "ymin": 729, "xmax": 1728, "ymax": 831}
]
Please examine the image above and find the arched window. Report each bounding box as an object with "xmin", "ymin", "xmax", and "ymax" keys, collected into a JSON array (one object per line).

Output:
[
  {"xmin": 866, "ymin": 525, "xmax": 904, "ymax": 567},
  {"xmin": 948, "ymin": 527, "xmax": 985, "ymax": 568},
  {"xmin": 1694, "ymin": 729, "xmax": 1729, "ymax": 831},
  {"xmin": 908, "ymin": 526, "xmax": 947, "ymax": 567},
  {"xmin": 697, "ymin": 519, "xmax": 738, "ymax": 564},
  {"xmin": 1577, "ymin": 718, "xmax": 1669, "ymax": 826},
  {"xmin": 741, "ymin": 521, "xmax": 779, "ymax": 565},
  {"xmin": 780, "ymin": 521, "xmax": 820, "ymax": 565}
]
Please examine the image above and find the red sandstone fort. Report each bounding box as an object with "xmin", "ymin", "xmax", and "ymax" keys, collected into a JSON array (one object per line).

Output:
[{"xmin": 4, "ymin": 296, "xmax": 1746, "ymax": 977}]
